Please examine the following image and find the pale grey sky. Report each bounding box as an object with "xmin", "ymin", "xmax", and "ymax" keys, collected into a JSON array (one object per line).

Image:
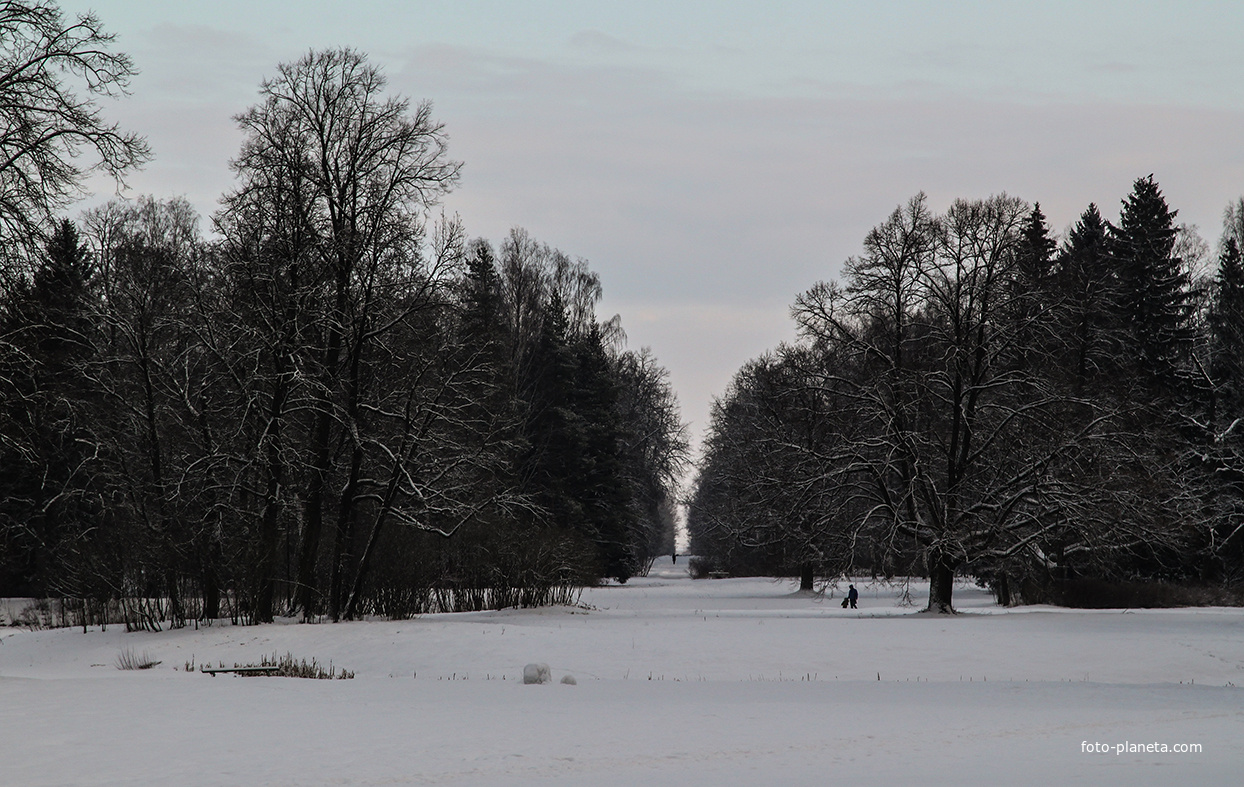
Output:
[{"xmin": 61, "ymin": 0, "xmax": 1244, "ymax": 468}]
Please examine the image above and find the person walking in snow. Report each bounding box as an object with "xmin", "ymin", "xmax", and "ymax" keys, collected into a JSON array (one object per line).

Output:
[{"xmin": 848, "ymin": 584, "xmax": 859, "ymax": 609}]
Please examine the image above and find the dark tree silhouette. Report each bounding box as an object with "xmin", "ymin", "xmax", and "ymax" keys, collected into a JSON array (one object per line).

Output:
[{"xmin": 0, "ymin": 1, "xmax": 149, "ymax": 257}]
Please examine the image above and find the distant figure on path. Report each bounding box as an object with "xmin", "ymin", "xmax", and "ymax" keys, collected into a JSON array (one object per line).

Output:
[{"xmin": 848, "ymin": 584, "xmax": 859, "ymax": 609}]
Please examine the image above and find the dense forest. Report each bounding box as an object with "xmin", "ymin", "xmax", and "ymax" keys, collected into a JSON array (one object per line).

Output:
[
  {"xmin": 0, "ymin": 4, "xmax": 687, "ymax": 627},
  {"xmin": 688, "ymin": 187, "xmax": 1244, "ymax": 611}
]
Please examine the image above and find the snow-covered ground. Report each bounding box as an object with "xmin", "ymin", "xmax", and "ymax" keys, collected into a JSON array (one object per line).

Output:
[{"xmin": 2, "ymin": 558, "xmax": 1242, "ymax": 786}]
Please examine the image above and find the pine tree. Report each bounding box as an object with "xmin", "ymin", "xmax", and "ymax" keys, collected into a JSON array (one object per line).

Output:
[
  {"xmin": 571, "ymin": 323, "xmax": 635, "ymax": 581},
  {"xmin": 1109, "ymin": 175, "xmax": 1193, "ymax": 396},
  {"xmin": 519, "ymin": 292, "xmax": 638, "ymax": 582},
  {"xmin": 458, "ymin": 238, "xmax": 516, "ymax": 454},
  {"xmin": 1016, "ymin": 203, "xmax": 1057, "ymax": 296},
  {"xmin": 521, "ymin": 291, "xmax": 585, "ymax": 536},
  {"xmin": 32, "ymin": 219, "xmax": 96, "ymax": 380},
  {"xmin": 1055, "ymin": 204, "xmax": 1117, "ymax": 391},
  {"xmin": 1209, "ymin": 238, "xmax": 1244, "ymax": 419},
  {"xmin": 461, "ymin": 239, "xmax": 506, "ymax": 354},
  {"xmin": 0, "ymin": 219, "xmax": 100, "ymax": 595},
  {"xmin": 1201, "ymin": 238, "xmax": 1244, "ymax": 579},
  {"xmin": 1010, "ymin": 203, "xmax": 1058, "ymax": 371},
  {"xmin": 1102, "ymin": 178, "xmax": 1199, "ymax": 582}
]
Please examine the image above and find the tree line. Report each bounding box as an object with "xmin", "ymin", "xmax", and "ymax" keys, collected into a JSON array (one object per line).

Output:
[
  {"xmin": 689, "ymin": 185, "xmax": 1244, "ymax": 612},
  {"xmin": 0, "ymin": 5, "xmax": 687, "ymax": 627}
]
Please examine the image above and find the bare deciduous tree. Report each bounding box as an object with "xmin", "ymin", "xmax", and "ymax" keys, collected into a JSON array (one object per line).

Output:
[
  {"xmin": 225, "ymin": 48, "xmax": 460, "ymax": 618},
  {"xmin": 0, "ymin": 0, "xmax": 149, "ymax": 257}
]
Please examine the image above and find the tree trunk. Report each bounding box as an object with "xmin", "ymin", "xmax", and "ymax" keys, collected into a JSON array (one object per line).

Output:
[
  {"xmin": 296, "ymin": 418, "xmax": 330, "ymax": 620},
  {"xmin": 328, "ymin": 446, "xmax": 363, "ymax": 622},
  {"xmin": 296, "ymin": 365, "xmax": 336, "ymax": 620},
  {"xmin": 342, "ymin": 505, "xmax": 387, "ymax": 622},
  {"xmin": 343, "ymin": 400, "xmax": 415, "ymax": 621},
  {"xmin": 926, "ymin": 556, "xmax": 955, "ymax": 613},
  {"xmin": 295, "ymin": 273, "xmax": 348, "ymax": 621},
  {"xmin": 799, "ymin": 562, "xmax": 814, "ymax": 591},
  {"xmin": 993, "ymin": 572, "xmax": 1011, "ymax": 607},
  {"xmin": 255, "ymin": 468, "xmax": 282, "ymax": 623},
  {"xmin": 203, "ymin": 570, "xmax": 220, "ymax": 621},
  {"xmin": 254, "ymin": 374, "xmax": 288, "ymax": 624}
]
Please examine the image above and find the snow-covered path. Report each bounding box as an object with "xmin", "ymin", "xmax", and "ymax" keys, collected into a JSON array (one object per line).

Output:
[{"xmin": 2, "ymin": 561, "xmax": 1242, "ymax": 785}]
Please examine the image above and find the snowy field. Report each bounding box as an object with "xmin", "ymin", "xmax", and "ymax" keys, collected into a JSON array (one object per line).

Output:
[{"xmin": 2, "ymin": 558, "xmax": 1242, "ymax": 786}]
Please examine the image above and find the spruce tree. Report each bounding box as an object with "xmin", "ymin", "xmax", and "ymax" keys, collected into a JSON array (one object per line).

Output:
[
  {"xmin": 458, "ymin": 238, "xmax": 516, "ymax": 454},
  {"xmin": 1010, "ymin": 203, "xmax": 1058, "ymax": 371},
  {"xmin": 1202, "ymin": 238, "xmax": 1244, "ymax": 579},
  {"xmin": 571, "ymin": 323, "xmax": 635, "ymax": 581},
  {"xmin": 521, "ymin": 291, "xmax": 586, "ymax": 539},
  {"xmin": 1109, "ymin": 175, "xmax": 1193, "ymax": 397},
  {"xmin": 1016, "ymin": 203, "xmax": 1057, "ymax": 296},
  {"xmin": 0, "ymin": 219, "xmax": 100, "ymax": 595},
  {"xmin": 32, "ymin": 219, "xmax": 96, "ymax": 380},
  {"xmin": 1055, "ymin": 204, "xmax": 1117, "ymax": 391},
  {"xmin": 519, "ymin": 292, "xmax": 637, "ymax": 582},
  {"xmin": 461, "ymin": 239, "xmax": 506, "ymax": 355},
  {"xmin": 1209, "ymin": 238, "xmax": 1244, "ymax": 419}
]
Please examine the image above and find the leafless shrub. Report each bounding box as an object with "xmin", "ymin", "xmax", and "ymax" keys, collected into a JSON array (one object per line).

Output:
[
  {"xmin": 11, "ymin": 600, "xmax": 53, "ymax": 629},
  {"xmin": 687, "ymin": 557, "xmax": 716, "ymax": 579},
  {"xmin": 230, "ymin": 652, "xmax": 354, "ymax": 679},
  {"xmin": 115, "ymin": 647, "xmax": 160, "ymax": 670}
]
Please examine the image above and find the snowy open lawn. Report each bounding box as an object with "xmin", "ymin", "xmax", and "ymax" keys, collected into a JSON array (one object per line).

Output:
[{"xmin": 2, "ymin": 558, "xmax": 1242, "ymax": 786}]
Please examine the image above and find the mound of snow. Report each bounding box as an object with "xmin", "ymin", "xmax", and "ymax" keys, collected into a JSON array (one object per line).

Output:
[{"xmin": 523, "ymin": 662, "xmax": 551, "ymax": 684}]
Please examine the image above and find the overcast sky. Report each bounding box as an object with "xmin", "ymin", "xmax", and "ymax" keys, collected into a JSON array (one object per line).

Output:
[{"xmin": 61, "ymin": 0, "xmax": 1244, "ymax": 472}]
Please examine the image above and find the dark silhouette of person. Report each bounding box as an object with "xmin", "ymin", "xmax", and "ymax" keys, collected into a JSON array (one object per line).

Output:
[{"xmin": 848, "ymin": 584, "xmax": 859, "ymax": 609}]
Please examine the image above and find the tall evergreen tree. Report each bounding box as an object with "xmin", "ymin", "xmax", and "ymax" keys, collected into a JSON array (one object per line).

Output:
[
  {"xmin": 461, "ymin": 239, "xmax": 506, "ymax": 353},
  {"xmin": 0, "ymin": 218, "xmax": 100, "ymax": 595},
  {"xmin": 1209, "ymin": 239, "xmax": 1244, "ymax": 414},
  {"xmin": 1198, "ymin": 237, "xmax": 1244, "ymax": 579},
  {"xmin": 521, "ymin": 289, "xmax": 579, "ymax": 525},
  {"xmin": 1010, "ymin": 203, "xmax": 1058, "ymax": 372},
  {"xmin": 31, "ymin": 219, "xmax": 96, "ymax": 380},
  {"xmin": 1109, "ymin": 175, "xmax": 1193, "ymax": 396},
  {"xmin": 571, "ymin": 323, "xmax": 635, "ymax": 581},
  {"xmin": 517, "ymin": 289, "xmax": 638, "ymax": 582},
  {"xmin": 1015, "ymin": 203, "xmax": 1057, "ymax": 295},
  {"xmin": 1054, "ymin": 204, "xmax": 1117, "ymax": 391}
]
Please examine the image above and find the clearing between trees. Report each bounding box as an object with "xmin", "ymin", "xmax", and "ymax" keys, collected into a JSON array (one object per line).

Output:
[{"xmin": 2, "ymin": 557, "xmax": 1240, "ymax": 786}]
